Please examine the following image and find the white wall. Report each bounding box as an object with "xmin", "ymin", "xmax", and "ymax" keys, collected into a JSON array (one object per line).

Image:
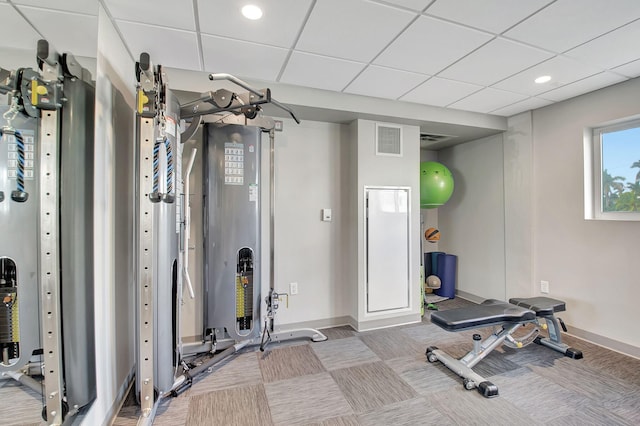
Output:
[
  {"xmin": 84, "ymin": 6, "xmax": 136, "ymax": 425},
  {"xmin": 439, "ymin": 134, "xmax": 506, "ymax": 301},
  {"xmin": 532, "ymin": 78, "xmax": 640, "ymax": 353},
  {"xmin": 272, "ymin": 118, "xmax": 351, "ymax": 327}
]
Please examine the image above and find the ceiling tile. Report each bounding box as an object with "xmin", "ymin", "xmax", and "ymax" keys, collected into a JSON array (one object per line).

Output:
[
  {"xmin": 116, "ymin": 21, "xmax": 200, "ymax": 70},
  {"xmin": 0, "ymin": 4, "xmax": 41, "ymax": 50},
  {"xmin": 17, "ymin": 7, "xmax": 97, "ymax": 57},
  {"xmin": 104, "ymin": 0, "xmax": 194, "ymax": 31},
  {"xmin": 400, "ymin": 77, "xmax": 482, "ymax": 107},
  {"xmin": 344, "ymin": 65, "xmax": 428, "ymax": 100},
  {"xmin": 438, "ymin": 38, "xmax": 554, "ymax": 86},
  {"xmin": 449, "ymin": 87, "xmax": 528, "ymax": 113},
  {"xmin": 564, "ymin": 19, "xmax": 640, "ymax": 70},
  {"xmin": 280, "ymin": 51, "xmax": 366, "ymax": 92},
  {"xmin": 296, "ymin": 0, "xmax": 415, "ymax": 62},
  {"xmin": 490, "ymin": 97, "xmax": 552, "ymax": 116},
  {"xmin": 492, "ymin": 56, "xmax": 603, "ymax": 96},
  {"xmin": 201, "ymin": 35, "xmax": 289, "ymax": 82},
  {"xmin": 426, "ymin": 0, "xmax": 553, "ymax": 34},
  {"xmin": 198, "ymin": 0, "xmax": 312, "ymax": 48},
  {"xmin": 538, "ymin": 72, "xmax": 627, "ymax": 102},
  {"xmin": 504, "ymin": 0, "xmax": 640, "ymax": 53},
  {"xmin": 0, "ymin": 46, "xmax": 39, "ymax": 70},
  {"xmin": 612, "ymin": 59, "xmax": 640, "ymax": 78},
  {"xmin": 379, "ymin": 0, "xmax": 432, "ymax": 12},
  {"xmin": 13, "ymin": 0, "xmax": 97, "ymax": 15},
  {"xmin": 374, "ymin": 16, "xmax": 493, "ymax": 75}
]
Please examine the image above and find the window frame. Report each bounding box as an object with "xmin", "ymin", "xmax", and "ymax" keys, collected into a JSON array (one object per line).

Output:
[{"xmin": 585, "ymin": 116, "xmax": 640, "ymax": 221}]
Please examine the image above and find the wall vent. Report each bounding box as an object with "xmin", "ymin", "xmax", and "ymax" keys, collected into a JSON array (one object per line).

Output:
[
  {"xmin": 420, "ymin": 133, "xmax": 457, "ymax": 148},
  {"xmin": 376, "ymin": 123, "xmax": 402, "ymax": 157}
]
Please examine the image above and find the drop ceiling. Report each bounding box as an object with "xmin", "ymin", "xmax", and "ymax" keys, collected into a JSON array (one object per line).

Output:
[{"xmin": 2, "ymin": 0, "xmax": 640, "ymax": 123}]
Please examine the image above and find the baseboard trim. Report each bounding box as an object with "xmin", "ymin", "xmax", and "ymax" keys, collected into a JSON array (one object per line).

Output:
[
  {"xmin": 567, "ymin": 326, "xmax": 640, "ymax": 360},
  {"xmin": 276, "ymin": 316, "xmax": 355, "ymax": 332},
  {"xmin": 455, "ymin": 289, "xmax": 484, "ymax": 303},
  {"xmin": 277, "ymin": 314, "xmax": 423, "ymax": 333},
  {"xmin": 105, "ymin": 367, "xmax": 135, "ymax": 426},
  {"xmin": 355, "ymin": 314, "xmax": 422, "ymax": 331}
]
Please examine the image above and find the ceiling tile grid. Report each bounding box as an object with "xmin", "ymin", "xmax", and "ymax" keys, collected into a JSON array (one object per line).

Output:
[
  {"xmin": 295, "ymin": 0, "xmax": 416, "ymax": 63},
  {"xmin": 377, "ymin": 0, "xmax": 432, "ymax": 13},
  {"xmin": 564, "ymin": 18, "xmax": 640, "ymax": 71},
  {"xmin": 115, "ymin": 20, "xmax": 200, "ymax": 70},
  {"xmin": 12, "ymin": 0, "xmax": 98, "ymax": 15},
  {"xmin": 612, "ymin": 59, "xmax": 640, "ymax": 78},
  {"xmin": 343, "ymin": 65, "xmax": 429, "ymax": 100},
  {"xmin": 201, "ymin": 35, "xmax": 289, "ymax": 82},
  {"xmin": 503, "ymin": 0, "xmax": 640, "ymax": 53},
  {"xmin": 17, "ymin": 6, "xmax": 98, "ymax": 58},
  {"xmin": 400, "ymin": 76, "xmax": 482, "ymax": 107},
  {"xmin": 3, "ymin": 0, "xmax": 640, "ymax": 118},
  {"xmin": 279, "ymin": 51, "xmax": 366, "ymax": 92},
  {"xmin": 197, "ymin": 0, "xmax": 312, "ymax": 48},
  {"xmin": 0, "ymin": 3, "xmax": 41, "ymax": 50},
  {"xmin": 490, "ymin": 96, "xmax": 553, "ymax": 117},
  {"xmin": 449, "ymin": 87, "xmax": 529, "ymax": 113},
  {"xmin": 492, "ymin": 56, "xmax": 604, "ymax": 96},
  {"xmin": 374, "ymin": 15, "xmax": 494, "ymax": 75},
  {"xmin": 437, "ymin": 37, "xmax": 554, "ymax": 86},
  {"xmin": 425, "ymin": 0, "xmax": 555, "ymax": 34},
  {"xmin": 538, "ymin": 71, "xmax": 627, "ymax": 102},
  {"xmin": 104, "ymin": 0, "xmax": 195, "ymax": 31}
]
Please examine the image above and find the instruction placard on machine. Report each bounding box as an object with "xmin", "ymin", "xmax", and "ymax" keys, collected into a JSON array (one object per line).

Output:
[
  {"xmin": 224, "ymin": 142, "xmax": 244, "ymax": 185},
  {"xmin": 4, "ymin": 129, "xmax": 36, "ymax": 180}
]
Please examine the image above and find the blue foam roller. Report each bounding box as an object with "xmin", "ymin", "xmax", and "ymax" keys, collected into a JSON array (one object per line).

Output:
[
  {"xmin": 428, "ymin": 251, "xmax": 445, "ymax": 277},
  {"xmin": 435, "ymin": 254, "xmax": 457, "ymax": 299}
]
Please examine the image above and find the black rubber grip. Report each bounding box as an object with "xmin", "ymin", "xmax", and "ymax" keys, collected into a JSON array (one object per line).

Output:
[
  {"xmin": 36, "ymin": 39, "xmax": 49, "ymax": 62},
  {"xmin": 139, "ymin": 52, "xmax": 151, "ymax": 71}
]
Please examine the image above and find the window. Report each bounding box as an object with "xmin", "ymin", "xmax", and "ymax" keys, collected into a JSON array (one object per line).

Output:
[{"xmin": 585, "ymin": 117, "xmax": 640, "ymax": 220}]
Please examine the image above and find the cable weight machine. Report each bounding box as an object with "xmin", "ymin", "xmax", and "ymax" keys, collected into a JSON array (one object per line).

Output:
[
  {"xmin": 134, "ymin": 53, "xmax": 326, "ymax": 425},
  {"xmin": 0, "ymin": 40, "xmax": 96, "ymax": 425}
]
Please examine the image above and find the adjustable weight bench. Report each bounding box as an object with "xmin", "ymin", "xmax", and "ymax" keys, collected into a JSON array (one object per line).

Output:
[{"xmin": 426, "ymin": 296, "xmax": 582, "ymax": 398}]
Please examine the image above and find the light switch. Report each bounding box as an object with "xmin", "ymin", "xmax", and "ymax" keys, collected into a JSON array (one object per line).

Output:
[{"xmin": 322, "ymin": 208, "xmax": 332, "ymax": 222}]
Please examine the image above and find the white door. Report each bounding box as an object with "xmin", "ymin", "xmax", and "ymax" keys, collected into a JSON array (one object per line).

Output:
[{"xmin": 366, "ymin": 187, "xmax": 410, "ymax": 312}]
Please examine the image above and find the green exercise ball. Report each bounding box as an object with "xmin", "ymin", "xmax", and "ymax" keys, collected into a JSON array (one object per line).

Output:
[{"xmin": 420, "ymin": 161, "xmax": 454, "ymax": 209}]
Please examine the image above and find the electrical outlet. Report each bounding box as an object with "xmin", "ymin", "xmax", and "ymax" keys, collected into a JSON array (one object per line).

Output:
[
  {"xmin": 540, "ymin": 280, "xmax": 549, "ymax": 294},
  {"xmin": 289, "ymin": 282, "xmax": 298, "ymax": 295}
]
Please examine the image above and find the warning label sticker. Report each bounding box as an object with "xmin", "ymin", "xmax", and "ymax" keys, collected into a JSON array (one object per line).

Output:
[{"xmin": 224, "ymin": 142, "xmax": 244, "ymax": 185}]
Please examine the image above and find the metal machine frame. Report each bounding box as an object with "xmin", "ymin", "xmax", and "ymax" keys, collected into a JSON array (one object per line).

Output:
[
  {"xmin": 0, "ymin": 40, "xmax": 96, "ymax": 425},
  {"xmin": 133, "ymin": 53, "xmax": 326, "ymax": 425}
]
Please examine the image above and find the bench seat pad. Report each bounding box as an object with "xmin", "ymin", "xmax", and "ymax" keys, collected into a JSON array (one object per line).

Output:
[
  {"xmin": 508, "ymin": 297, "xmax": 565, "ymax": 316},
  {"xmin": 431, "ymin": 299, "xmax": 536, "ymax": 331}
]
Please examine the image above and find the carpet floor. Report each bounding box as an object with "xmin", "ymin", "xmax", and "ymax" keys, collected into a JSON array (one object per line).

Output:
[{"xmin": 3, "ymin": 297, "xmax": 639, "ymax": 425}]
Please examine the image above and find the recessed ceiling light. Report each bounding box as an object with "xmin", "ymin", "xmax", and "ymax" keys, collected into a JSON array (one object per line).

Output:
[
  {"xmin": 242, "ymin": 4, "xmax": 263, "ymax": 20},
  {"xmin": 534, "ymin": 75, "xmax": 552, "ymax": 84}
]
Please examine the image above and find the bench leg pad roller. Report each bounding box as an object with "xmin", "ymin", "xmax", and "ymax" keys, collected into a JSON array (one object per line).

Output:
[{"xmin": 477, "ymin": 381, "xmax": 499, "ymax": 397}]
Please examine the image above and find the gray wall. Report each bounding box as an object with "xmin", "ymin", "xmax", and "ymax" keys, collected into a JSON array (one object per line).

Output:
[
  {"xmin": 419, "ymin": 150, "xmax": 440, "ymax": 254},
  {"xmin": 532, "ymin": 79, "xmax": 640, "ymax": 353},
  {"xmin": 439, "ymin": 134, "xmax": 507, "ymax": 301}
]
